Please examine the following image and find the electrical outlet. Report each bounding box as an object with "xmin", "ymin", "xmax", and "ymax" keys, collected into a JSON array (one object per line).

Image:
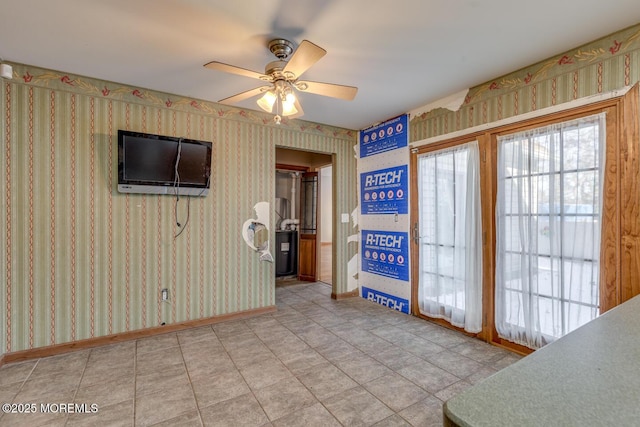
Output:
[{"xmin": 161, "ymin": 288, "xmax": 169, "ymax": 301}]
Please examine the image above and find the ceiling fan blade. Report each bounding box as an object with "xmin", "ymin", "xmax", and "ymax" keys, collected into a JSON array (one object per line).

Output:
[
  {"xmin": 219, "ymin": 86, "xmax": 271, "ymax": 105},
  {"xmin": 296, "ymin": 80, "xmax": 358, "ymax": 100},
  {"xmin": 204, "ymin": 61, "xmax": 270, "ymax": 81},
  {"xmin": 282, "ymin": 40, "xmax": 326, "ymax": 79}
]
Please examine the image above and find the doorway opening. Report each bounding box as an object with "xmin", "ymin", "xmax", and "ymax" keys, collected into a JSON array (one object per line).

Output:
[{"xmin": 275, "ymin": 148, "xmax": 333, "ymax": 290}]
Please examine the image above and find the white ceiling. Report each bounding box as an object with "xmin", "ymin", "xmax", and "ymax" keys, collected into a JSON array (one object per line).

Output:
[{"xmin": 2, "ymin": 0, "xmax": 639, "ymax": 130}]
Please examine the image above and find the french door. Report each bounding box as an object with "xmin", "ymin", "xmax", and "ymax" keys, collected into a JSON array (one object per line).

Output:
[
  {"xmin": 413, "ymin": 141, "xmax": 483, "ymax": 333},
  {"xmin": 410, "ymin": 87, "xmax": 636, "ymax": 352},
  {"xmin": 494, "ymin": 113, "xmax": 606, "ymax": 349}
]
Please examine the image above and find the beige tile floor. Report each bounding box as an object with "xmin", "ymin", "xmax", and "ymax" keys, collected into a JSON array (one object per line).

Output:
[{"xmin": 0, "ymin": 282, "xmax": 522, "ymax": 426}]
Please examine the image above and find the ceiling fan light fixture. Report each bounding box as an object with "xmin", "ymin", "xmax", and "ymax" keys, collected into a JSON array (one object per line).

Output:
[
  {"xmin": 280, "ymin": 84, "xmax": 297, "ymax": 116},
  {"xmin": 284, "ymin": 91, "xmax": 296, "ymax": 104},
  {"xmin": 205, "ymin": 38, "xmax": 356, "ymax": 122},
  {"xmin": 282, "ymin": 99, "xmax": 298, "ymax": 116},
  {"xmin": 257, "ymin": 90, "xmax": 277, "ymax": 112}
]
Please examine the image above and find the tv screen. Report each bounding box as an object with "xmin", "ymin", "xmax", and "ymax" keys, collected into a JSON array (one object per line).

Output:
[{"xmin": 118, "ymin": 130, "xmax": 212, "ymax": 196}]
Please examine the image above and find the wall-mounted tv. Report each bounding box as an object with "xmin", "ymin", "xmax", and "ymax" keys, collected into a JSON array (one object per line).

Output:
[{"xmin": 117, "ymin": 130, "xmax": 212, "ymax": 197}]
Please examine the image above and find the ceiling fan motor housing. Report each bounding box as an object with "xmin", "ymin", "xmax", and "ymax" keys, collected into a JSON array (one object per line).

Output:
[
  {"xmin": 264, "ymin": 60, "xmax": 288, "ymax": 79},
  {"xmin": 268, "ymin": 39, "xmax": 294, "ymax": 60}
]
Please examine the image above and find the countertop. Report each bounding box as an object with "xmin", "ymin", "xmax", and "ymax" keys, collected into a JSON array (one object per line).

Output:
[{"xmin": 443, "ymin": 295, "xmax": 640, "ymax": 426}]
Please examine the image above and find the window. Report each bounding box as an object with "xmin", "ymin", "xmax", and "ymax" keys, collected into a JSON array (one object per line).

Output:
[
  {"xmin": 416, "ymin": 142, "xmax": 483, "ymax": 333},
  {"xmin": 411, "ymin": 87, "xmax": 638, "ymax": 353},
  {"xmin": 495, "ymin": 113, "xmax": 605, "ymax": 349}
]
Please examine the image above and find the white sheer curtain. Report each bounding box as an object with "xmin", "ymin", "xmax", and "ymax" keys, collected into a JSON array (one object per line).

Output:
[
  {"xmin": 495, "ymin": 113, "xmax": 606, "ymax": 349},
  {"xmin": 417, "ymin": 141, "xmax": 482, "ymax": 333}
]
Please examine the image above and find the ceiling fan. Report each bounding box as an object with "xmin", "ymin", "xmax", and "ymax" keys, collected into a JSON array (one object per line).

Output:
[{"xmin": 204, "ymin": 39, "xmax": 357, "ymax": 123}]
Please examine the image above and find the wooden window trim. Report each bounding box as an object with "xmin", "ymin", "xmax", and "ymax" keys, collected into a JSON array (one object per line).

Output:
[{"xmin": 410, "ymin": 84, "xmax": 639, "ymax": 355}]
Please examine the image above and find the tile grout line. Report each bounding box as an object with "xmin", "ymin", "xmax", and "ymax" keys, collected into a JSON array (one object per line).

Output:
[
  {"xmin": 132, "ymin": 338, "xmax": 138, "ymax": 426},
  {"xmin": 249, "ymin": 299, "xmax": 343, "ymax": 425},
  {"xmin": 0, "ymin": 359, "xmax": 39, "ymax": 425},
  {"xmin": 198, "ymin": 322, "xmax": 277, "ymax": 424},
  {"xmin": 274, "ymin": 290, "xmax": 402, "ymax": 424},
  {"xmin": 280, "ymin": 289, "xmax": 471, "ymax": 417},
  {"xmin": 178, "ymin": 327, "xmax": 210, "ymax": 427},
  {"xmin": 64, "ymin": 350, "xmax": 91, "ymax": 426},
  {"xmin": 227, "ymin": 315, "xmax": 308, "ymax": 424}
]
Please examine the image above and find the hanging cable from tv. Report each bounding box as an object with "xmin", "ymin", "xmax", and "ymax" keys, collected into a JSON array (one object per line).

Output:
[{"xmin": 174, "ymin": 138, "xmax": 185, "ymax": 237}]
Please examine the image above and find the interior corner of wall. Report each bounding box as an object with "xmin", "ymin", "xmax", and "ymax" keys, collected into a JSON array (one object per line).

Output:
[
  {"xmin": 347, "ymin": 254, "xmax": 359, "ymax": 292},
  {"xmin": 347, "ymin": 277, "xmax": 358, "ymax": 293}
]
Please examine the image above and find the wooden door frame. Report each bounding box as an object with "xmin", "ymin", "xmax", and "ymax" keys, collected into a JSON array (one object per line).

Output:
[
  {"xmin": 275, "ymin": 164, "xmax": 309, "ymax": 282},
  {"xmin": 275, "ymin": 155, "xmax": 335, "ymax": 285},
  {"xmin": 409, "ymin": 134, "xmax": 487, "ymax": 340},
  {"xmin": 409, "ymin": 85, "xmax": 639, "ymax": 355}
]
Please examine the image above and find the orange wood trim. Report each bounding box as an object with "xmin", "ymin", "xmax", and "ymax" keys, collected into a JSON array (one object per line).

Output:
[
  {"xmin": 479, "ymin": 132, "xmax": 495, "ymax": 343},
  {"xmin": 414, "ymin": 312, "xmax": 480, "ymax": 339},
  {"xmin": 0, "ymin": 354, "xmax": 6, "ymax": 369},
  {"xmin": 600, "ymin": 105, "xmax": 622, "ymax": 312},
  {"xmin": 486, "ymin": 132, "xmax": 500, "ymax": 346},
  {"xmin": 331, "ymin": 289, "xmax": 359, "ymax": 300},
  {"xmin": 488, "ymin": 98, "xmax": 622, "ymax": 137},
  {"xmin": 489, "ymin": 336, "xmax": 534, "ymax": 357},
  {"xmin": 1, "ymin": 305, "xmax": 277, "ymax": 366},
  {"xmin": 276, "ymin": 163, "xmax": 309, "ymax": 172},
  {"xmin": 620, "ymin": 84, "xmax": 640, "ymax": 303}
]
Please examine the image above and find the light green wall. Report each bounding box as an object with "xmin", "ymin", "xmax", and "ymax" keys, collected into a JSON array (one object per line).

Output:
[{"xmin": 0, "ymin": 64, "xmax": 357, "ymax": 355}]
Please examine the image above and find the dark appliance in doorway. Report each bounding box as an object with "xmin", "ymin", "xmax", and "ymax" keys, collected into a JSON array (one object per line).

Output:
[{"xmin": 276, "ymin": 230, "xmax": 298, "ymax": 277}]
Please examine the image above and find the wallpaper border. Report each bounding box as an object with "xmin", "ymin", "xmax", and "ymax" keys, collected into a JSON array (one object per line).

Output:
[
  {"xmin": 5, "ymin": 63, "xmax": 357, "ymax": 141},
  {"xmin": 465, "ymin": 24, "xmax": 640, "ymax": 105},
  {"xmin": 410, "ymin": 22, "xmax": 640, "ymax": 140}
]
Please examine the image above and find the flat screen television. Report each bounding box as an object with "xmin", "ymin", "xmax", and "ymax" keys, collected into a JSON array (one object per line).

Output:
[{"xmin": 117, "ymin": 130, "xmax": 212, "ymax": 196}]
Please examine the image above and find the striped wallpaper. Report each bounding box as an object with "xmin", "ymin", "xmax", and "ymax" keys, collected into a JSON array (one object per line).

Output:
[
  {"xmin": 3, "ymin": 22, "xmax": 639, "ymax": 358},
  {"xmin": 0, "ymin": 64, "xmax": 358, "ymax": 356},
  {"xmin": 410, "ymin": 23, "xmax": 640, "ymax": 141}
]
